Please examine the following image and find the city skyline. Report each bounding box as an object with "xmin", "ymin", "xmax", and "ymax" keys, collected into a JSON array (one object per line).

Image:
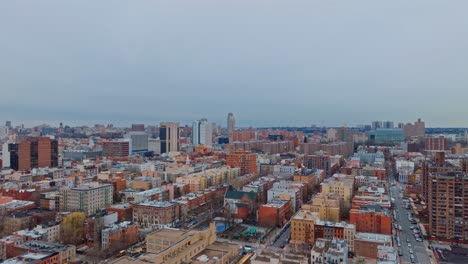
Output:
[
  {"xmin": 1, "ymin": 118, "xmax": 467, "ymax": 129},
  {"xmin": 1, "ymin": 1, "xmax": 468, "ymax": 127},
  {"xmin": 1, "ymin": 1, "xmax": 468, "ymax": 263}
]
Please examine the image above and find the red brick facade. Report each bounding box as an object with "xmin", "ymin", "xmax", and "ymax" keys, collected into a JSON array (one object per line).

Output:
[{"xmin": 258, "ymin": 201, "xmax": 291, "ymax": 227}]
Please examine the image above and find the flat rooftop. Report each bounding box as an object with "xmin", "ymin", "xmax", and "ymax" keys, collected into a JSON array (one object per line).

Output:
[
  {"xmin": 3, "ymin": 253, "xmax": 52, "ymax": 264},
  {"xmin": 137, "ymin": 201, "xmax": 176, "ymax": 208},
  {"xmin": 355, "ymin": 232, "xmax": 392, "ymax": 243},
  {"xmin": 149, "ymin": 228, "xmax": 188, "ymax": 240}
]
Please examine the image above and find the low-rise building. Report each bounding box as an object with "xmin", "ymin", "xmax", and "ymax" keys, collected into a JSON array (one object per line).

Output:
[
  {"xmin": 251, "ymin": 248, "xmax": 308, "ymax": 264},
  {"xmin": 101, "ymin": 221, "xmax": 139, "ymax": 251},
  {"xmin": 84, "ymin": 211, "xmax": 118, "ymax": 247},
  {"xmin": 313, "ymin": 221, "xmax": 355, "ymax": 252},
  {"xmin": 121, "ymin": 187, "xmax": 169, "ymax": 203},
  {"xmin": 377, "ymin": 246, "xmax": 397, "ymax": 264},
  {"xmin": 320, "ymin": 174, "xmax": 354, "ymax": 204},
  {"xmin": 0, "ymin": 197, "xmax": 36, "ymax": 215},
  {"xmin": 106, "ymin": 203, "xmax": 133, "ymax": 222},
  {"xmin": 12, "ymin": 241, "xmax": 76, "ymax": 264},
  {"xmin": 258, "ymin": 199, "xmax": 292, "ymax": 227},
  {"xmin": 145, "ymin": 223, "xmax": 217, "ymax": 264},
  {"xmin": 132, "ymin": 201, "xmax": 180, "ymax": 229},
  {"xmin": 3, "ymin": 252, "xmax": 60, "ymax": 264},
  {"xmin": 354, "ymin": 232, "xmax": 392, "ymax": 259},
  {"xmin": 302, "ymin": 193, "xmax": 341, "ymax": 222},
  {"xmin": 242, "ymin": 177, "xmax": 275, "ymax": 204},
  {"xmin": 268, "ymin": 181, "xmax": 305, "ymax": 212},
  {"xmin": 0, "ymin": 236, "xmax": 23, "ymax": 260},
  {"xmin": 293, "ymin": 168, "xmax": 324, "ymax": 195},
  {"xmin": 290, "ymin": 210, "xmax": 320, "ymax": 245},
  {"xmin": 224, "ymin": 190, "xmax": 257, "ymax": 219},
  {"xmin": 12, "ymin": 229, "xmax": 48, "ymax": 242},
  {"xmin": 3, "ymin": 213, "xmax": 33, "ymax": 236},
  {"xmin": 176, "ymin": 167, "xmax": 240, "ymax": 192},
  {"xmin": 350, "ymin": 204, "xmax": 392, "ymax": 235},
  {"xmin": 131, "ymin": 176, "xmax": 161, "ymax": 190},
  {"xmin": 310, "ymin": 238, "xmax": 348, "ymax": 264}
]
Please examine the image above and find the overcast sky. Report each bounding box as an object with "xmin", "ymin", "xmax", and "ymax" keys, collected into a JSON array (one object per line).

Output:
[{"xmin": 1, "ymin": 1, "xmax": 468, "ymax": 128}]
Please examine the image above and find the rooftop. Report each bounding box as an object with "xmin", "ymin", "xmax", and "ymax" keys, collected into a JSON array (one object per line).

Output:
[
  {"xmin": 15, "ymin": 229, "xmax": 47, "ymax": 238},
  {"xmin": 71, "ymin": 182, "xmax": 113, "ymax": 190},
  {"xmin": 3, "ymin": 253, "xmax": 54, "ymax": 264},
  {"xmin": 110, "ymin": 203, "xmax": 131, "ymax": 209},
  {"xmin": 355, "ymin": 232, "xmax": 392, "ymax": 243},
  {"xmin": 148, "ymin": 227, "xmax": 188, "ymax": 241},
  {"xmin": 292, "ymin": 210, "xmax": 320, "ymax": 220},
  {"xmin": 18, "ymin": 241, "xmax": 74, "ymax": 253},
  {"xmin": 137, "ymin": 201, "xmax": 176, "ymax": 208},
  {"xmin": 225, "ymin": 190, "xmax": 257, "ymax": 200},
  {"xmin": 103, "ymin": 221, "xmax": 135, "ymax": 234},
  {"xmin": 261, "ymin": 200, "xmax": 289, "ymax": 208},
  {"xmin": 315, "ymin": 220, "xmax": 355, "ymax": 229},
  {"xmin": 1, "ymin": 200, "xmax": 35, "ymax": 210}
]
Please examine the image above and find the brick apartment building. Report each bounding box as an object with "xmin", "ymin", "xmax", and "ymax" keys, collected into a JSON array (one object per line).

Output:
[
  {"xmin": 349, "ymin": 204, "xmax": 392, "ymax": 235},
  {"xmin": 427, "ymin": 171, "xmax": 468, "ymax": 240},
  {"xmin": 258, "ymin": 199, "xmax": 292, "ymax": 227},
  {"xmin": 226, "ymin": 151, "xmax": 257, "ymax": 175},
  {"xmin": 5, "ymin": 137, "xmax": 58, "ymax": 171},
  {"xmin": 102, "ymin": 141, "xmax": 130, "ymax": 158},
  {"xmin": 424, "ymin": 136, "xmax": 449, "ymax": 151},
  {"xmin": 132, "ymin": 201, "xmax": 180, "ymax": 229}
]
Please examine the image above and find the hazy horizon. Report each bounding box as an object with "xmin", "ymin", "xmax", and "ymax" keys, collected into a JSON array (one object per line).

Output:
[{"xmin": 1, "ymin": 1, "xmax": 468, "ymax": 127}]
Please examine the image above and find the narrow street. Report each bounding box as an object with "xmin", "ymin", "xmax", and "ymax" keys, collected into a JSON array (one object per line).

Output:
[
  {"xmin": 391, "ymin": 185, "xmax": 431, "ymax": 263},
  {"xmin": 271, "ymin": 225, "xmax": 291, "ymax": 248}
]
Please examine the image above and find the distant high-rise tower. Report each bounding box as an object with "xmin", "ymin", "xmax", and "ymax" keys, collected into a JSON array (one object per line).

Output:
[
  {"xmin": 4, "ymin": 137, "xmax": 59, "ymax": 171},
  {"xmin": 160, "ymin": 122, "xmax": 179, "ymax": 153},
  {"xmin": 371, "ymin": 121, "xmax": 382, "ymax": 130},
  {"xmin": 131, "ymin": 124, "xmax": 145, "ymax": 132},
  {"xmin": 124, "ymin": 131, "xmax": 149, "ymax": 153},
  {"xmin": 383, "ymin": 121, "xmax": 394, "ymax": 129},
  {"xmin": 227, "ymin": 113, "xmax": 235, "ymax": 142},
  {"xmin": 402, "ymin": 118, "xmax": 425, "ymax": 138},
  {"xmin": 192, "ymin": 119, "xmax": 213, "ymax": 147}
]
